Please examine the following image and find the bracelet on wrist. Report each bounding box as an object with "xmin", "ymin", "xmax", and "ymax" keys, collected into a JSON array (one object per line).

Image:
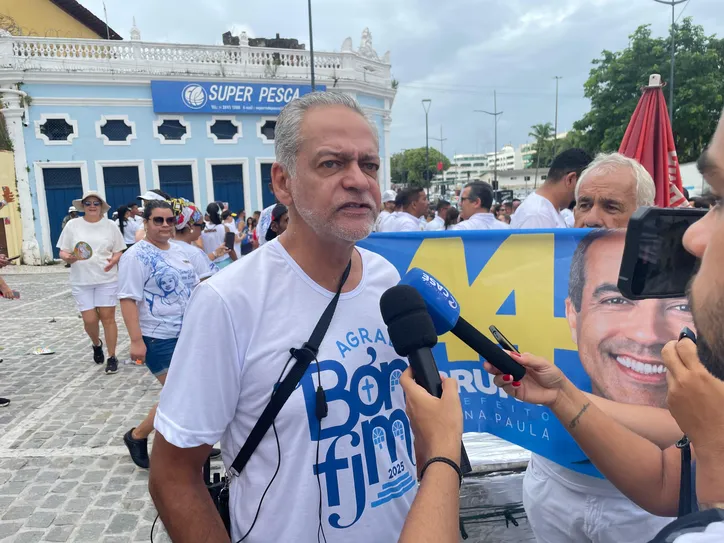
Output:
[{"xmin": 420, "ymin": 456, "xmax": 463, "ymax": 487}]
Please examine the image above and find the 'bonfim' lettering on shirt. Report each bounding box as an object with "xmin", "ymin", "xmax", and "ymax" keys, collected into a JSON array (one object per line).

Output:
[{"xmin": 298, "ymin": 328, "xmax": 415, "ymax": 528}]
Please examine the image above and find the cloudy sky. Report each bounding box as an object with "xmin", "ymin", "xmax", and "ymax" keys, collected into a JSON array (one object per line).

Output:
[{"xmin": 80, "ymin": 0, "xmax": 721, "ymax": 158}]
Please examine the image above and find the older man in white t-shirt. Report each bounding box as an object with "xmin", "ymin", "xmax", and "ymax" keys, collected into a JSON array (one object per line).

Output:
[
  {"xmin": 511, "ymin": 148, "xmax": 593, "ymax": 229},
  {"xmin": 452, "ymin": 182, "xmax": 510, "ymax": 231},
  {"xmin": 150, "ymin": 92, "xmax": 417, "ymax": 543}
]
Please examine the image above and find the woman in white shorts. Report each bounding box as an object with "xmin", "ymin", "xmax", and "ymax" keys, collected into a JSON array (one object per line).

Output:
[{"xmin": 58, "ymin": 191, "xmax": 126, "ymax": 375}]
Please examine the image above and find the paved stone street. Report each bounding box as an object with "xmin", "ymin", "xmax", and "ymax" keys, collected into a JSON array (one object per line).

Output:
[{"xmin": 0, "ymin": 267, "xmax": 217, "ymax": 542}]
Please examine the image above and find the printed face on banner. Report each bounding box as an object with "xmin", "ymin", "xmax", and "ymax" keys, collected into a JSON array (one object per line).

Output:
[{"xmin": 565, "ymin": 231, "xmax": 694, "ymax": 408}]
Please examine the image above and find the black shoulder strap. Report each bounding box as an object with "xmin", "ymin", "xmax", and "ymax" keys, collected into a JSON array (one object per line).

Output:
[
  {"xmin": 229, "ymin": 259, "xmax": 352, "ymax": 477},
  {"xmin": 677, "ymin": 435, "xmax": 693, "ymax": 518}
]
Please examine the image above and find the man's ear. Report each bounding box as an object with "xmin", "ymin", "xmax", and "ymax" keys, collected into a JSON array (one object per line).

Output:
[
  {"xmin": 565, "ymin": 298, "xmax": 579, "ymax": 345},
  {"xmin": 271, "ymin": 163, "xmax": 292, "ymax": 207},
  {"xmin": 566, "ymin": 172, "xmax": 578, "ymax": 189}
]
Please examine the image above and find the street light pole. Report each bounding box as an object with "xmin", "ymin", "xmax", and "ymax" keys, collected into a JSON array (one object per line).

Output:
[
  {"xmin": 474, "ymin": 90, "xmax": 503, "ymax": 188},
  {"xmin": 431, "ymin": 126, "xmax": 448, "ymax": 199},
  {"xmin": 653, "ymin": 0, "xmax": 687, "ymax": 125},
  {"xmin": 422, "ymin": 99, "xmax": 432, "ymax": 195},
  {"xmin": 553, "ymin": 76, "xmax": 562, "ymax": 156},
  {"xmin": 308, "ymin": 0, "xmax": 316, "ymax": 90}
]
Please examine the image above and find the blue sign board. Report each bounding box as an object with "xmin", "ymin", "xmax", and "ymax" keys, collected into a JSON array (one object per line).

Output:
[{"xmin": 151, "ymin": 81, "xmax": 325, "ymax": 114}]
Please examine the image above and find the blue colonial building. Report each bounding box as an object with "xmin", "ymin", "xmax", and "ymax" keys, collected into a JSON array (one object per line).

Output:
[{"xmin": 0, "ymin": 26, "xmax": 395, "ymax": 264}]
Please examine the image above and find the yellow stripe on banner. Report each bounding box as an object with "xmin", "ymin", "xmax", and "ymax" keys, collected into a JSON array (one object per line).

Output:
[{"xmin": 407, "ymin": 234, "xmax": 576, "ymax": 364}]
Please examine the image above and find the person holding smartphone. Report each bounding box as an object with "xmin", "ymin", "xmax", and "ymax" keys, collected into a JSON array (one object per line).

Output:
[
  {"xmin": 201, "ymin": 202, "xmax": 234, "ymax": 269},
  {"xmin": 117, "ymin": 200, "xmax": 201, "ymax": 469}
]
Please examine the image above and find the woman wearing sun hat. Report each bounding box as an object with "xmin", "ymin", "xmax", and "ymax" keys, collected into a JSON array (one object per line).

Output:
[{"xmin": 57, "ymin": 190, "xmax": 127, "ymax": 374}]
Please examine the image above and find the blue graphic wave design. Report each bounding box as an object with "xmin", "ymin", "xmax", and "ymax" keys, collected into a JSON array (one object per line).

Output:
[
  {"xmin": 381, "ymin": 472, "xmax": 413, "ymax": 492},
  {"xmin": 371, "ymin": 477, "xmax": 417, "ymax": 508}
]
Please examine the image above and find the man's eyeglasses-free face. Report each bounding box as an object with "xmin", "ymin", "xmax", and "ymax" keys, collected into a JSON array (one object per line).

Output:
[{"xmin": 151, "ymin": 216, "xmax": 177, "ymax": 226}]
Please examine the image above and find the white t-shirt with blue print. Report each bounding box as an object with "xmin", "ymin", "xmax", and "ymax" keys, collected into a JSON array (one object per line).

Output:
[
  {"xmin": 155, "ymin": 240, "xmax": 416, "ymax": 542},
  {"xmin": 118, "ymin": 240, "xmax": 199, "ymax": 340}
]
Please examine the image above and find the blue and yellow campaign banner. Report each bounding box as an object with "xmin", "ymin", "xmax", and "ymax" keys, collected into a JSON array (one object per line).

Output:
[{"xmin": 359, "ymin": 229, "xmax": 692, "ymax": 477}]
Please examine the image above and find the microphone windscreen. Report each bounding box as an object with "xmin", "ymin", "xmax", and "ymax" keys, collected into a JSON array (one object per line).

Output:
[{"xmin": 380, "ymin": 285, "xmax": 438, "ymax": 357}]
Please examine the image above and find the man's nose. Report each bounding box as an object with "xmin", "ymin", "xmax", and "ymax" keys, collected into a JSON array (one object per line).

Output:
[
  {"xmin": 625, "ymin": 300, "xmax": 664, "ymax": 345},
  {"xmin": 584, "ymin": 205, "xmax": 606, "ymax": 228},
  {"xmin": 683, "ymin": 210, "xmax": 714, "ymax": 258},
  {"xmin": 342, "ymin": 162, "xmax": 372, "ymax": 191}
]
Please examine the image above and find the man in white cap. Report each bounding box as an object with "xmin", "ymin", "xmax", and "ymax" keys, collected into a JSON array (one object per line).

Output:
[
  {"xmin": 62, "ymin": 206, "xmax": 79, "ymax": 230},
  {"xmin": 375, "ymin": 189, "xmax": 397, "ymax": 232}
]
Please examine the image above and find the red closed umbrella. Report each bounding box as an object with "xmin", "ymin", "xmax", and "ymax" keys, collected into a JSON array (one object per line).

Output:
[{"xmin": 619, "ymin": 74, "xmax": 686, "ymax": 207}]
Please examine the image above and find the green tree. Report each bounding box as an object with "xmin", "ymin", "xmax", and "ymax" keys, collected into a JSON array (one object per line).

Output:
[
  {"xmin": 390, "ymin": 147, "xmax": 451, "ymax": 188},
  {"xmin": 572, "ymin": 18, "xmax": 724, "ymax": 162},
  {"xmin": 528, "ymin": 122, "xmax": 554, "ymax": 169}
]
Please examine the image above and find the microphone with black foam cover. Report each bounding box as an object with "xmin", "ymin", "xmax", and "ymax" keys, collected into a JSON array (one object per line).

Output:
[
  {"xmin": 400, "ymin": 268, "xmax": 526, "ymax": 381},
  {"xmin": 380, "ymin": 284, "xmax": 472, "ymax": 475}
]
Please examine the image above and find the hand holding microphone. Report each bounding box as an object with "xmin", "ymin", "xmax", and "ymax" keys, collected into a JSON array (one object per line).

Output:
[
  {"xmin": 380, "ymin": 285, "xmax": 472, "ymax": 475},
  {"xmin": 400, "ymin": 268, "xmax": 526, "ymax": 381}
]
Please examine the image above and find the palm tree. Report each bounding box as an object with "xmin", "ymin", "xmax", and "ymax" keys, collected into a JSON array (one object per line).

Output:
[{"xmin": 529, "ymin": 123, "xmax": 554, "ymax": 190}]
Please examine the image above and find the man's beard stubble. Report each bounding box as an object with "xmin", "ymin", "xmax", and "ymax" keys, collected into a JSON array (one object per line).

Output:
[{"xmin": 290, "ymin": 182, "xmax": 378, "ymax": 243}]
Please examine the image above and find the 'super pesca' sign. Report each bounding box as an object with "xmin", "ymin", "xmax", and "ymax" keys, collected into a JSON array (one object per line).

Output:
[{"xmin": 151, "ymin": 81, "xmax": 325, "ymax": 114}]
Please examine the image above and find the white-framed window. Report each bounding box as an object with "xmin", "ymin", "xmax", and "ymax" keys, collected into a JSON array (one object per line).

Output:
[
  {"xmin": 153, "ymin": 115, "xmax": 191, "ymax": 144},
  {"xmin": 207, "ymin": 116, "xmax": 242, "ymax": 144},
  {"xmin": 34, "ymin": 114, "xmax": 78, "ymax": 146},
  {"xmin": 151, "ymin": 159, "xmax": 200, "ymax": 204},
  {"xmin": 256, "ymin": 116, "xmax": 277, "ymax": 144},
  {"xmin": 95, "ymin": 115, "xmax": 137, "ymax": 146}
]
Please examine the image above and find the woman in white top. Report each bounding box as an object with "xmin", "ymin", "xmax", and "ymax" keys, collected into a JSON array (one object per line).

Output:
[
  {"xmin": 57, "ymin": 191, "xmax": 126, "ymax": 375},
  {"xmin": 115, "ymin": 205, "xmax": 138, "ymax": 249},
  {"xmin": 117, "ymin": 200, "xmax": 200, "ymax": 469},
  {"xmin": 201, "ymin": 202, "xmax": 235, "ymax": 269},
  {"xmin": 168, "ymin": 198, "xmax": 220, "ymax": 281}
]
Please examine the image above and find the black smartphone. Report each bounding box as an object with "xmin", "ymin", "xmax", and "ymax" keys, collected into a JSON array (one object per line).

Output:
[
  {"xmin": 618, "ymin": 206, "xmax": 707, "ymax": 300},
  {"xmin": 489, "ymin": 325, "xmax": 519, "ymax": 353},
  {"xmin": 7, "ymin": 255, "xmax": 20, "ymax": 262},
  {"xmin": 224, "ymin": 231, "xmax": 236, "ymax": 251}
]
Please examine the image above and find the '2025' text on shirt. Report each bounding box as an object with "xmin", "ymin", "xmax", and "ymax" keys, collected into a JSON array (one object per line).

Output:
[{"xmin": 155, "ymin": 239, "xmax": 417, "ymax": 542}]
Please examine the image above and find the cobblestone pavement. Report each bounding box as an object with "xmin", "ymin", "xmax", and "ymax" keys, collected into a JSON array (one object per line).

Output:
[{"xmin": 0, "ymin": 270, "xmax": 220, "ymax": 542}]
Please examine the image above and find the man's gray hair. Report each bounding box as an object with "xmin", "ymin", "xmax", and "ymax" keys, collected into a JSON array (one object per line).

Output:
[
  {"xmin": 274, "ymin": 91, "xmax": 379, "ymax": 177},
  {"xmin": 575, "ymin": 152, "xmax": 656, "ymax": 207}
]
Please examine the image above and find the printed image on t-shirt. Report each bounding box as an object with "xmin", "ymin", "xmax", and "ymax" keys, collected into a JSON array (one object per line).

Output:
[{"xmin": 118, "ymin": 240, "xmax": 198, "ymax": 339}]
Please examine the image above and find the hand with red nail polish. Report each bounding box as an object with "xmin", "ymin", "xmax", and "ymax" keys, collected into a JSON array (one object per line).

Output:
[{"xmin": 487, "ymin": 351, "xmax": 568, "ymax": 407}]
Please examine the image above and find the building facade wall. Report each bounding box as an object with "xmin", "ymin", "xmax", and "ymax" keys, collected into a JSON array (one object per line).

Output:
[
  {"xmin": 16, "ymin": 81, "xmax": 392, "ymax": 261},
  {"xmin": 1, "ymin": 0, "xmax": 103, "ymax": 39}
]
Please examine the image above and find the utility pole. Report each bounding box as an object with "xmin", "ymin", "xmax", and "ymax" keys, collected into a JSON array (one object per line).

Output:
[
  {"xmin": 653, "ymin": 0, "xmax": 687, "ymax": 125},
  {"xmin": 430, "ymin": 126, "xmax": 448, "ymax": 199},
  {"xmin": 474, "ymin": 90, "xmax": 503, "ymax": 189},
  {"xmin": 102, "ymin": 1, "xmax": 111, "ymax": 40},
  {"xmin": 553, "ymin": 76, "xmax": 562, "ymax": 156},
  {"xmin": 422, "ymin": 99, "xmax": 432, "ymax": 195},
  {"xmin": 308, "ymin": 0, "xmax": 316, "ymax": 90}
]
